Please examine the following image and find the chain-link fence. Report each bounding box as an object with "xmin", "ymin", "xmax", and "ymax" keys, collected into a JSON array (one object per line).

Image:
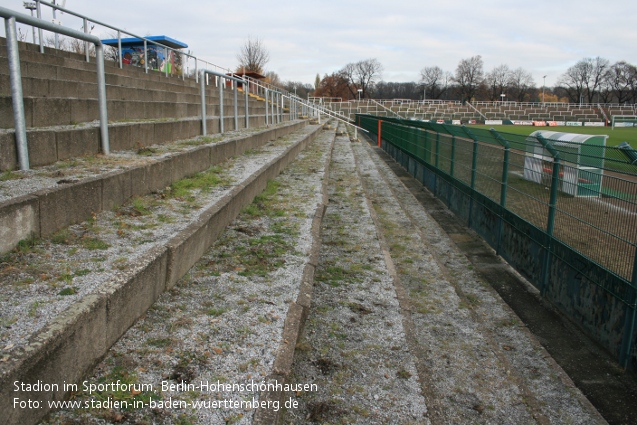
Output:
[{"xmin": 358, "ymin": 114, "xmax": 637, "ymax": 369}]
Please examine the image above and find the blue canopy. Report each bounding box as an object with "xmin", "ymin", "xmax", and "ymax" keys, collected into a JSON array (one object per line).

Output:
[{"xmin": 100, "ymin": 35, "xmax": 187, "ymax": 49}]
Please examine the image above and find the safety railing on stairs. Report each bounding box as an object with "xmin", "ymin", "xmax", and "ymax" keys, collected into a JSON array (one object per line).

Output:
[
  {"xmin": 1, "ymin": 5, "xmax": 109, "ymax": 170},
  {"xmin": 2, "ymin": 2, "xmax": 369, "ymax": 171},
  {"xmin": 28, "ymin": 0, "xmax": 230, "ymax": 81}
]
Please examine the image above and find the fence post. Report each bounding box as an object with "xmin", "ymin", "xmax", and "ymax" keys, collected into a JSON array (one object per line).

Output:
[
  {"xmin": 450, "ymin": 135, "xmax": 456, "ymax": 177},
  {"xmin": 435, "ymin": 132, "xmax": 440, "ymax": 169},
  {"xmin": 462, "ymin": 126, "xmax": 479, "ymax": 190},
  {"xmin": 537, "ymin": 134, "xmax": 560, "ymax": 295},
  {"xmin": 490, "ymin": 129, "xmax": 511, "ymax": 255},
  {"xmin": 378, "ymin": 120, "xmax": 383, "ymax": 147},
  {"xmin": 462, "ymin": 126, "xmax": 480, "ymax": 228}
]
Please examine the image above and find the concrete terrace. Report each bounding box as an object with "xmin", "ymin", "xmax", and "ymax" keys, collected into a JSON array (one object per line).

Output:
[{"xmin": 0, "ymin": 33, "xmax": 636, "ymax": 425}]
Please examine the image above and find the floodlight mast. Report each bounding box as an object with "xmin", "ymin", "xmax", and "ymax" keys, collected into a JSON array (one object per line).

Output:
[{"xmin": 543, "ymin": 75, "xmax": 547, "ymax": 104}]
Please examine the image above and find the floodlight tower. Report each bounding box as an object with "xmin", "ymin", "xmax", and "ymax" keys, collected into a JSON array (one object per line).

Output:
[{"xmin": 543, "ymin": 75, "xmax": 547, "ymax": 104}]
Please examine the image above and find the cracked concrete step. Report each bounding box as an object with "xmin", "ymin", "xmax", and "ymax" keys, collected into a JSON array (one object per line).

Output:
[{"xmin": 1, "ymin": 123, "xmax": 323, "ymax": 425}]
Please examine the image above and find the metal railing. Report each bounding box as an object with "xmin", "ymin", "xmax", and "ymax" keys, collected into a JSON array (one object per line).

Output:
[
  {"xmin": 1, "ymin": 5, "xmax": 109, "ymax": 169},
  {"xmin": 30, "ymin": 0, "xmax": 231, "ymax": 80},
  {"xmin": 2, "ymin": 2, "xmax": 370, "ymax": 171},
  {"xmin": 200, "ymin": 70, "xmax": 249, "ymax": 135}
]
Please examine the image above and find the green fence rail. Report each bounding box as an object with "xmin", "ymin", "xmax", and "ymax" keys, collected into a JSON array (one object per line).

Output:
[{"xmin": 357, "ymin": 114, "xmax": 637, "ymax": 369}]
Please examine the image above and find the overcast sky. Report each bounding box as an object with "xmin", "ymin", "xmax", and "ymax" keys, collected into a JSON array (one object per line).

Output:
[{"xmin": 3, "ymin": 0, "xmax": 636, "ymax": 88}]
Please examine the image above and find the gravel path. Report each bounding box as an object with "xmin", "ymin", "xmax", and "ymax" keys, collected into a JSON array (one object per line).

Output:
[{"xmin": 40, "ymin": 123, "xmax": 336, "ymax": 425}]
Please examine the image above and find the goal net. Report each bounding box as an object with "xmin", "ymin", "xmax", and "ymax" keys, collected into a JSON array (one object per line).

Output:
[{"xmin": 611, "ymin": 115, "xmax": 637, "ymax": 129}]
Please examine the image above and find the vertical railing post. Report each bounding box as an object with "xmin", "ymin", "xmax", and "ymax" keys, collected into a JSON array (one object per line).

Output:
[
  {"xmin": 234, "ymin": 80, "xmax": 239, "ymax": 130},
  {"xmin": 245, "ymin": 80, "xmax": 249, "ymax": 129},
  {"xmin": 83, "ymin": 18, "xmax": 89, "ymax": 63},
  {"xmin": 143, "ymin": 40, "xmax": 148, "ymax": 73},
  {"xmin": 36, "ymin": 0, "xmax": 44, "ymax": 53},
  {"xmin": 117, "ymin": 30, "xmax": 122, "ymax": 69},
  {"xmin": 199, "ymin": 70, "xmax": 207, "ymax": 135},
  {"xmin": 219, "ymin": 76, "xmax": 225, "ymax": 133},
  {"xmin": 164, "ymin": 46, "xmax": 169, "ymax": 77},
  {"xmin": 95, "ymin": 43, "xmax": 110, "ymax": 154},
  {"xmin": 377, "ymin": 119, "xmax": 383, "ymax": 147},
  {"xmin": 265, "ymin": 89, "xmax": 269, "ymax": 125},
  {"xmin": 5, "ymin": 16, "xmax": 30, "ymax": 170}
]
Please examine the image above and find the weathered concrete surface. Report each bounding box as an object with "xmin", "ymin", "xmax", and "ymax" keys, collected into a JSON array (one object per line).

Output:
[
  {"xmin": 0, "ymin": 121, "xmax": 306, "ymax": 254},
  {"xmin": 0, "ymin": 125, "xmax": 321, "ymax": 425},
  {"xmin": 369, "ymin": 136, "xmax": 637, "ymax": 425}
]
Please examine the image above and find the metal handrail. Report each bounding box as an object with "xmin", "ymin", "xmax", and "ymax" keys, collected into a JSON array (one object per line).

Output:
[
  {"xmin": 1, "ymin": 5, "xmax": 109, "ymax": 169},
  {"xmin": 200, "ymin": 70, "xmax": 249, "ymax": 135},
  {"xmin": 33, "ymin": 0, "xmax": 231, "ymax": 80}
]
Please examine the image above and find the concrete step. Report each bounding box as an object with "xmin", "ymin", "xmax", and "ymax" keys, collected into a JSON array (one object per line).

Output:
[
  {"xmin": 0, "ymin": 120, "xmax": 306, "ymax": 254},
  {"xmin": 0, "ymin": 122, "xmax": 326, "ymax": 425},
  {"xmin": 0, "ymin": 95, "xmax": 263, "ymax": 129},
  {"xmin": 0, "ymin": 111, "xmax": 273, "ymax": 171},
  {"xmin": 253, "ymin": 123, "xmax": 609, "ymax": 424}
]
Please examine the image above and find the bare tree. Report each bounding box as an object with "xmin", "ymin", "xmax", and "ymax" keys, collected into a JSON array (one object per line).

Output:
[
  {"xmin": 420, "ymin": 66, "xmax": 451, "ymax": 99},
  {"xmin": 453, "ymin": 55, "xmax": 484, "ymax": 102},
  {"xmin": 508, "ymin": 67, "xmax": 535, "ymax": 102},
  {"xmin": 557, "ymin": 57, "xmax": 609, "ymax": 103},
  {"xmin": 340, "ymin": 58, "xmax": 383, "ymax": 99},
  {"xmin": 604, "ymin": 61, "xmax": 636, "ymax": 104},
  {"xmin": 484, "ymin": 64, "xmax": 511, "ymax": 101},
  {"xmin": 236, "ymin": 37, "xmax": 270, "ymax": 74},
  {"xmin": 264, "ymin": 70, "xmax": 282, "ymax": 88}
]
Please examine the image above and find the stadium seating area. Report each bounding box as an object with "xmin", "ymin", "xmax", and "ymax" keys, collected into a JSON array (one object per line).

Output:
[{"xmin": 316, "ymin": 99, "xmax": 637, "ymax": 124}]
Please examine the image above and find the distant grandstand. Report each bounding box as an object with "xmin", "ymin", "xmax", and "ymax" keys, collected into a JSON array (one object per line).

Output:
[{"xmin": 309, "ymin": 98, "xmax": 637, "ymax": 126}]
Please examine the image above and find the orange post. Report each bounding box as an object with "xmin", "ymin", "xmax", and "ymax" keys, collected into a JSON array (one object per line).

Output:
[{"xmin": 378, "ymin": 120, "xmax": 383, "ymax": 147}]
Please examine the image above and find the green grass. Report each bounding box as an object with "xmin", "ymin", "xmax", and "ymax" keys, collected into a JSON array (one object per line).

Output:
[{"xmin": 171, "ymin": 167, "xmax": 228, "ymax": 198}]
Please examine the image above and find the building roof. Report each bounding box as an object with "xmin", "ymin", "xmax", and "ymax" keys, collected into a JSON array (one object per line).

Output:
[{"xmin": 100, "ymin": 35, "xmax": 188, "ymax": 49}]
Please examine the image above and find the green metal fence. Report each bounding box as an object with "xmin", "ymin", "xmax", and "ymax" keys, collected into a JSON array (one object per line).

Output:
[{"xmin": 357, "ymin": 114, "xmax": 637, "ymax": 369}]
